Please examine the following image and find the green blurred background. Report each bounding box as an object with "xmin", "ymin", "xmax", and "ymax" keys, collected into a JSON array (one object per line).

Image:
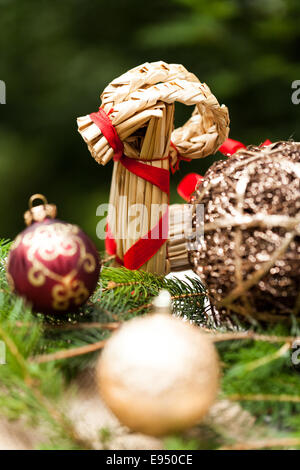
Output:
[{"xmin": 0, "ymin": 0, "xmax": 299, "ymax": 248}]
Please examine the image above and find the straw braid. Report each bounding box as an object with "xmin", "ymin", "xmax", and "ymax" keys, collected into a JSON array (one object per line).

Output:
[{"xmin": 77, "ymin": 61, "xmax": 229, "ymax": 165}]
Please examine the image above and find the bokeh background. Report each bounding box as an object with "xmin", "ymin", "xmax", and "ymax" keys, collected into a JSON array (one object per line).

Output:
[{"xmin": 0, "ymin": 0, "xmax": 299, "ymax": 248}]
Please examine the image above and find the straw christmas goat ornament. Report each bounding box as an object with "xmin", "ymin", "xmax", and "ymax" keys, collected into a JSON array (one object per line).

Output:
[{"xmin": 77, "ymin": 61, "xmax": 229, "ymax": 274}]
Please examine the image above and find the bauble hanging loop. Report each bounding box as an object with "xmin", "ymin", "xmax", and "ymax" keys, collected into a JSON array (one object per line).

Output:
[{"xmin": 24, "ymin": 193, "xmax": 57, "ymax": 226}]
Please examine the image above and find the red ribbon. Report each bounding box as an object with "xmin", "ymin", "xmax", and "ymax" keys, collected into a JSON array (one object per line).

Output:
[
  {"xmin": 177, "ymin": 173, "xmax": 203, "ymax": 202},
  {"xmin": 90, "ymin": 108, "xmax": 124, "ymax": 161},
  {"xmin": 260, "ymin": 139, "xmax": 272, "ymax": 147},
  {"xmin": 123, "ymin": 209, "xmax": 169, "ymax": 270},
  {"xmin": 120, "ymin": 155, "xmax": 170, "ymax": 194},
  {"xmin": 90, "ymin": 107, "xmax": 169, "ymax": 270},
  {"xmin": 169, "ymin": 142, "xmax": 192, "ymax": 174},
  {"xmin": 219, "ymin": 138, "xmax": 272, "ymax": 156},
  {"xmin": 105, "ymin": 223, "xmax": 117, "ymax": 255},
  {"xmin": 176, "ymin": 138, "xmax": 273, "ymax": 201},
  {"xmin": 218, "ymin": 138, "xmax": 246, "ymax": 156}
]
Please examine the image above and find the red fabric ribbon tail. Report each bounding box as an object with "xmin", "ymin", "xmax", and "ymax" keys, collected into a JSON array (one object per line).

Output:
[
  {"xmin": 260, "ymin": 139, "xmax": 272, "ymax": 147},
  {"xmin": 123, "ymin": 209, "xmax": 169, "ymax": 270},
  {"xmin": 219, "ymin": 138, "xmax": 273, "ymax": 156},
  {"xmin": 177, "ymin": 173, "xmax": 204, "ymax": 202},
  {"xmin": 105, "ymin": 224, "xmax": 124, "ymax": 265},
  {"xmin": 218, "ymin": 138, "xmax": 246, "ymax": 156},
  {"xmin": 105, "ymin": 223, "xmax": 117, "ymax": 255}
]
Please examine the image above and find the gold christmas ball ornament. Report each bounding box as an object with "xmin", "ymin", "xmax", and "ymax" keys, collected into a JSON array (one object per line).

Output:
[{"xmin": 97, "ymin": 291, "xmax": 219, "ymax": 436}]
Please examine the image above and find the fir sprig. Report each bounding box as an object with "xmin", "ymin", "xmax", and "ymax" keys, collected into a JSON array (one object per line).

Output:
[
  {"xmin": 0, "ymin": 240, "xmax": 94, "ymax": 449},
  {"xmin": 30, "ymin": 267, "xmax": 208, "ymax": 379},
  {"xmin": 1, "ymin": 238, "xmax": 300, "ymax": 449}
]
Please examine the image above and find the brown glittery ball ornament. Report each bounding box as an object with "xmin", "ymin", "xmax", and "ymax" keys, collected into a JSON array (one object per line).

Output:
[
  {"xmin": 6, "ymin": 194, "xmax": 101, "ymax": 314},
  {"xmin": 190, "ymin": 141, "xmax": 300, "ymax": 322},
  {"xmin": 97, "ymin": 290, "xmax": 219, "ymax": 436}
]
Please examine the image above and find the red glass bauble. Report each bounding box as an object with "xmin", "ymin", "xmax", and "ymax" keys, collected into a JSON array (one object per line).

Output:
[{"xmin": 7, "ymin": 195, "xmax": 101, "ymax": 314}]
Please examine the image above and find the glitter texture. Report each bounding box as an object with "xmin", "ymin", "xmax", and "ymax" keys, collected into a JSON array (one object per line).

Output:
[{"xmin": 190, "ymin": 141, "xmax": 300, "ymax": 322}]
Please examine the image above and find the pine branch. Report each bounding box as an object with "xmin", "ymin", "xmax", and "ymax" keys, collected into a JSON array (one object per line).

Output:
[
  {"xmin": 0, "ymin": 315, "xmax": 95, "ymax": 449},
  {"xmin": 228, "ymin": 394, "xmax": 300, "ymax": 403},
  {"xmin": 32, "ymin": 339, "xmax": 107, "ymax": 363},
  {"xmin": 2, "ymin": 239, "xmax": 300, "ymax": 450},
  {"xmin": 211, "ymin": 331, "xmax": 300, "ymax": 344},
  {"xmin": 33, "ymin": 267, "xmax": 208, "ymax": 375},
  {"xmin": 0, "ymin": 240, "xmax": 95, "ymax": 449},
  {"xmin": 220, "ymin": 437, "xmax": 300, "ymax": 450},
  {"xmin": 218, "ymin": 323, "xmax": 300, "ymax": 433}
]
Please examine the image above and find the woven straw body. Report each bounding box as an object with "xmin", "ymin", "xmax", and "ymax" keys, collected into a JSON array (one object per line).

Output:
[
  {"xmin": 167, "ymin": 204, "xmax": 193, "ymax": 272},
  {"xmin": 77, "ymin": 61, "xmax": 229, "ymax": 274}
]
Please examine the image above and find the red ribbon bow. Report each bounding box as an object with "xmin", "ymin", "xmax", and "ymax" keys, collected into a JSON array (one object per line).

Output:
[{"xmin": 177, "ymin": 138, "xmax": 272, "ymax": 201}]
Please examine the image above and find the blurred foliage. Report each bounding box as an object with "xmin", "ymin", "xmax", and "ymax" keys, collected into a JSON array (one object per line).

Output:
[{"xmin": 0, "ymin": 0, "xmax": 300, "ymax": 246}]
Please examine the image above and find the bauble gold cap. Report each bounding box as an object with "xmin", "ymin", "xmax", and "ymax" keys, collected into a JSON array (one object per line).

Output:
[{"xmin": 24, "ymin": 194, "xmax": 57, "ymax": 226}]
